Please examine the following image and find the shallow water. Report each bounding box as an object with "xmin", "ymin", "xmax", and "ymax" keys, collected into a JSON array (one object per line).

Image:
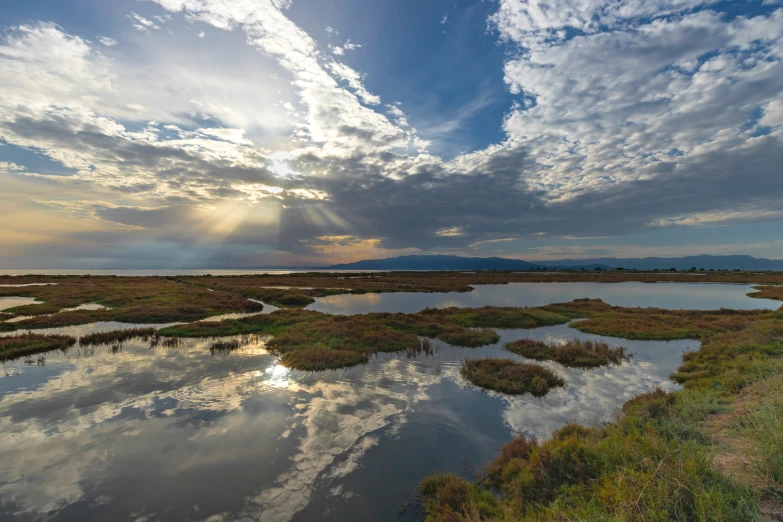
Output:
[
  {"xmin": 0, "ymin": 321, "xmax": 695, "ymax": 522},
  {"xmin": 0, "ymin": 296, "xmax": 40, "ymax": 311},
  {"xmin": 308, "ymin": 282, "xmax": 779, "ymax": 314}
]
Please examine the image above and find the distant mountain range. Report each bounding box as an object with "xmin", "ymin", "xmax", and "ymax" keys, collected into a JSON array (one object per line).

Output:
[
  {"xmin": 324, "ymin": 255, "xmax": 609, "ymax": 271},
  {"xmin": 323, "ymin": 254, "xmax": 783, "ymax": 271},
  {"xmin": 542, "ymin": 255, "xmax": 783, "ymax": 271}
]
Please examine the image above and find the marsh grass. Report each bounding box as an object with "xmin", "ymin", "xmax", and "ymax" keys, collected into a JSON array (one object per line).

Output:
[
  {"xmin": 505, "ymin": 338, "xmax": 628, "ymax": 368},
  {"xmin": 0, "ymin": 333, "xmax": 76, "ymax": 362},
  {"xmin": 460, "ymin": 358, "xmax": 565, "ymax": 397},
  {"xmin": 279, "ymin": 348, "xmax": 369, "ymax": 371},
  {"xmin": 407, "ymin": 338, "xmax": 434, "ymax": 359},
  {"xmin": 0, "ymin": 276, "xmax": 263, "ymax": 329},
  {"xmin": 421, "ymin": 393, "xmax": 761, "ymax": 521},
  {"xmin": 160, "ymin": 306, "xmax": 573, "ymax": 370},
  {"xmin": 421, "ymin": 302, "xmax": 783, "ymax": 522},
  {"xmin": 79, "ymin": 327, "xmax": 158, "ymax": 347},
  {"xmin": 209, "ymin": 339, "xmax": 240, "ymax": 354},
  {"xmin": 208, "ymin": 334, "xmax": 267, "ymax": 355},
  {"xmin": 547, "ymin": 300, "xmax": 767, "ymax": 341}
]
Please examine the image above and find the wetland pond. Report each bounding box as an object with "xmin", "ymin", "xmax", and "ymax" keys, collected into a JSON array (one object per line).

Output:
[
  {"xmin": 308, "ymin": 281, "xmax": 780, "ymax": 314},
  {"xmin": 0, "ymin": 282, "xmax": 775, "ymax": 522}
]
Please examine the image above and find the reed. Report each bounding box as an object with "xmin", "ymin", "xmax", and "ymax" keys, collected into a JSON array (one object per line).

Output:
[{"xmin": 0, "ymin": 333, "xmax": 76, "ymax": 362}]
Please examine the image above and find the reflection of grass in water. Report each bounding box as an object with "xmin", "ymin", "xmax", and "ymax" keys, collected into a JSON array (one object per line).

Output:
[
  {"xmin": 79, "ymin": 327, "xmax": 158, "ymax": 347},
  {"xmin": 0, "ymin": 333, "xmax": 76, "ymax": 362},
  {"xmin": 421, "ymin": 304, "xmax": 783, "ymax": 521},
  {"xmin": 505, "ymin": 338, "xmax": 628, "ymax": 368},
  {"xmin": 208, "ymin": 334, "xmax": 267, "ymax": 355},
  {"xmin": 460, "ymin": 358, "xmax": 565, "ymax": 397}
]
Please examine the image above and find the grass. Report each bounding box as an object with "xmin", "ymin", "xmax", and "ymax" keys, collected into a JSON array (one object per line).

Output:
[
  {"xmin": 541, "ymin": 299, "xmax": 768, "ymax": 340},
  {"xmin": 79, "ymin": 327, "xmax": 158, "ymax": 347},
  {"xmin": 0, "ymin": 333, "xmax": 76, "ymax": 362},
  {"xmin": 0, "ymin": 275, "xmax": 263, "ymax": 329},
  {"xmin": 158, "ymin": 306, "xmax": 574, "ymax": 370},
  {"xmin": 420, "ymin": 303, "xmax": 783, "ymax": 522},
  {"xmin": 209, "ymin": 334, "xmax": 269, "ymax": 355},
  {"xmin": 460, "ymin": 358, "xmax": 565, "ymax": 397},
  {"xmin": 279, "ymin": 348, "xmax": 370, "ymax": 370},
  {"xmin": 505, "ymin": 338, "xmax": 629, "ymax": 368}
]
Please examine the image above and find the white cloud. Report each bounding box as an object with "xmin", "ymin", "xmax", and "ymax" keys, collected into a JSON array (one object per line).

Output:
[
  {"xmin": 330, "ymin": 39, "xmax": 361, "ymax": 55},
  {"xmin": 149, "ymin": 0, "xmax": 410, "ymax": 155},
  {"xmin": 128, "ymin": 12, "xmax": 162, "ymax": 32},
  {"xmin": 97, "ymin": 36, "xmax": 117, "ymax": 47},
  {"xmin": 496, "ymin": 7, "xmax": 783, "ymax": 200},
  {"xmin": 2, "ymin": 2, "xmax": 783, "ymax": 266}
]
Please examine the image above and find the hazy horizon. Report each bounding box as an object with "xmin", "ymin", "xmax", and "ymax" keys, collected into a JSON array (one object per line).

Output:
[{"xmin": 2, "ymin": 0, "xmax": 783, "ymax": 268}]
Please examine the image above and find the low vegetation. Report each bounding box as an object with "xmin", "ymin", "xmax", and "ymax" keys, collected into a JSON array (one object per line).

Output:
[
  {"xmin": 279, "ymin": 348, "xmax": 370, "ymax": 370},
  {"xmin": 0, "ymin": 333, "xmax": 76, "ymax": 362},
  {"xmin": 460, "ymin": 358, "xmax": 565, "ymax": 396},
  {"xmin": 0, "ymin": 276, "xmax": 263, "ymax": 329},
  {"xmin": 420, "ymin": 303, "xmax": 783, "ymax": 521},
  {"xmin": 542, "ymin": 299, "xmax": 767, "ymax": 340},
  {"xmin": 79, "ymin": 327, "xmax": 158, "ymax": 347},
  {"xmin": 159, "ymin": 306, "xmax": 573, "ymax": 370},
  {"xmin": 505, "ymin": 338, "xmax": 628, "ymax": 368}
]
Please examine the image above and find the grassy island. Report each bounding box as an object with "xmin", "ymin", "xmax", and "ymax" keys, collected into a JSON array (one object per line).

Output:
[{"xmin": 461, "ymin": 358, "xmax": 565, "ymax": 396}]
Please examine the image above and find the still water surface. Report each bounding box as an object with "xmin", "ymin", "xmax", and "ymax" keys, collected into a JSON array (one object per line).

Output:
[
  {"xmin": 0, "ymin": 282, "xmax": 773, "ymax": 522},
  {"xmin": 309, "ymin": 282, "xmax": 779, "ymax": 314}
]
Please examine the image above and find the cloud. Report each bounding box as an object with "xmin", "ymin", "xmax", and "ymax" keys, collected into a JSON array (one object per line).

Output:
[
  {"xmin": 97, "ymin": 36, "xmax": 117, "ymax": 47},
  {"xmin": 128, "ymin": 12, "xmax": 165, "ymax": 32},
  {"xmin": 1, "ymin": 2, "xmax": 783, "ymax": 267},
  {"xmin": 330, "ymin": 39, "xmax": 361, "ymax": 55}
]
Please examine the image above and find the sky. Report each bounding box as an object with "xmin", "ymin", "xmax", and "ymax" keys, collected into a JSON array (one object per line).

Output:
[{"xmin": 1, "ymin": 0, "xmax": 783, "ymax": 268}]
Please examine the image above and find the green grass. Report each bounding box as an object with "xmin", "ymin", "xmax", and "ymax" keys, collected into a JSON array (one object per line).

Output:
[
  {"xmin": 0, "ymin": 333, "xmax": 77, "ymax": 362},
  {"xmin": 158, "ymin": 309, "xmax": 324, "ymax": 337},
  {"xmin": 460, "ymin": 358, "xmax": 565, "ymax": 397},
  {"xmin": 505, "ymin": 338, "xmax": 628, "ymax": 368},
  {"xmin": 279, "ymin": 348, "xmax": 370, "ymax": 370},
  {"xmin": 157, "ymin": 306, "xmax": 573, "ymax": 370},
  {"xmin": 421, "ymin": 302, "xmax": 783, "ymax": 522}
]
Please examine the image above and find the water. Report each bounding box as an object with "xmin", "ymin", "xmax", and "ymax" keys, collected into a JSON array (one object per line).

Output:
[
  {"xmin": 0, "ymin": 296, "xmax": 40, "ymax": 312},
  {"xmin": 0, "ymin": 282, "xmax": 772, "ymax": 522},
  {"xmin": 0, "ymin": 326, "xmax": 694, "ymax": 522},
  {"xmin": 308, "ymin": 282, "xmax": 779, "ymax": 314}
]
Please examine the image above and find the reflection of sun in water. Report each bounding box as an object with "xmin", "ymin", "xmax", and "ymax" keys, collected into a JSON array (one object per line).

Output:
[{"xmin": 263, "ymin": 363, "xmax": 291, "ymax": 389}]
